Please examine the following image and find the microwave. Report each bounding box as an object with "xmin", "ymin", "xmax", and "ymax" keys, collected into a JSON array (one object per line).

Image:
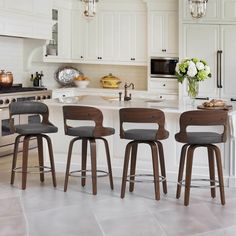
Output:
[{"xmin": 150, "ymin": 57, "xmax": 178, "ymax": 78}]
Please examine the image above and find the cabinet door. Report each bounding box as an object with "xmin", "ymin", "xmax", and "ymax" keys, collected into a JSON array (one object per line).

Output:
[
  {"xmin": 84, "ymin": 16, "xmax": 99, "ymax": 61},
  {"xmin": 183, "ymin": 24, "xmax": 219, "ymax": 98},
  {"xmin": 98, "ymin": 11, "xmax": 115, "ymax": 61},
  {"xmin": 71, "ymin": 9, "xmax": 85, "ymax": 60},
  {"xmin": 33, "ymin": 0, "xmax": 52, "ymax": 18},
  {"xmin": 221, "ymin": 0, "xmax": 236, "ymax": 21},
  {"xmin": 149, "ymin": 11, "xmax": 178, "ymax": 56},
  {"xmin": 220, "ymin": 25, "xmax": 236, "ymax": 99},
  {"xmin": 6, "ymin": 0, "xmax": 33, "ymax": 14}
]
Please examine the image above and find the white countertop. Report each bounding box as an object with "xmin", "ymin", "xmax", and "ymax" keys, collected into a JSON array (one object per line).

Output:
[{"xmin": 45, "ymin": 94, "xmax": 236, "ymax": 115}]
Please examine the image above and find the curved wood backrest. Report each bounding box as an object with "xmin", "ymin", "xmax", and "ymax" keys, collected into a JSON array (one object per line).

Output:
[
  {"xmin": 63, "ymin": 105, "xmax": 110, "ymax": 137},
  {"xmin": 176, "ymin": 110, "xmax": 228, "ymax": 143},
  {"xmin": 119, "ymin": 108, "xmax": 169, "ymax": 140},
  {"xmin": 9, "ymin": 101, "xmax": 51, "ymax": 133}
]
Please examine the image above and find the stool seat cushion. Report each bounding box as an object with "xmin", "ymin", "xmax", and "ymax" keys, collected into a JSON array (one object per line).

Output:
[
  {"xmin": 15, "ymin": 124, "xmax": 58, "ymax": 135},
  {"xmin": 67, "ymin": 126, "xmax": 115, "ymax": 137},
  {"xmin": 124, "ymin": 129, "xmax": 158, "ymax": 141},
  {"xmin": 176, "ymin": 132, "xmax": 222, "ymax": 144}
]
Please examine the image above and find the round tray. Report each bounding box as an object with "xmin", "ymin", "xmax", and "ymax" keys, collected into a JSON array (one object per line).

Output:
[{"xmin": 54, "ymin": 66, "xmax": 83, "ymax": 86}]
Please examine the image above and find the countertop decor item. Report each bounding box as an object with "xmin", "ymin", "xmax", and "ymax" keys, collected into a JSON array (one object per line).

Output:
[
  {"xmin": 0, "ymin": 70, "xmax": 13, "ymax": 87},
  {"xmin": 55, "ymin": 66, "xmax": 83, "ymax": 87},
  {"xmin": 100, "ymin": 73, "xmax": 121, "ymax": 89},
  {"xmin": 175, "ymin": 58, "xmax": 211, "ymax": 104},
  {"xmin": 74, "ymin": 75, "xmax": 90, "ymax": 88}
]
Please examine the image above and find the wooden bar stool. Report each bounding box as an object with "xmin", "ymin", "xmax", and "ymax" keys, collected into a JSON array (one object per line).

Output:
[
  {"xmin": 9, "ymin": 101, "xmax": 58, "ymax": 190},
  {"xmin": 119, "ymin": 108, "xmax": 169, "ymax": 200},
  {"xmin": 175, "ymin": 110, "xmax": 228, "ymax": 206},
  {"xmin": 63, "ymin": 106, "xmax": 114, "ymax": 195}
]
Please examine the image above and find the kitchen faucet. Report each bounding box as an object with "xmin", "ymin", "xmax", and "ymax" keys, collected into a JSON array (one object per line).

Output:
[{"xmin": 124, "ymin": 82, "xmax": 135, "ymax": 101}]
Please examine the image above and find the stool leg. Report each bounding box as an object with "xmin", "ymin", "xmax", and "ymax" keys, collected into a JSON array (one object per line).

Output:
[
  {"xmin": 121, "ymin": 142, "xmax": 132, "ymax": 198},
  {"xmin": 81, "ymin": 139, "xmax": 88, "ymax": 187},
  {"xmin": 184, "ymin": 145, "xmax": 195, "ymax": 206},
  {"xmin": 64, "ymin": 138, "xmax": 76, "ymax": 192},
  {"xmin": 176, "ymin": 144, "xmax": 189, "ymax": 199},
  {"xmin": 207, "ymin": 145, "xmax": 216, "ymax": 198},
  {"xmin": 45, "ymin": 136, "xmax": 56, "ymax": 187},
  {"xmin": 37, "ymin": 136, "xmax": 44, "ymax": 183},
  {"xmin": 214, "ymin": 145, "xmax": 225, "ymax": 205},
  {"xmin": 22, "ymin": 136, "xmax": 30, "ymax": 190},
  {"xmin": 90, "ymin": 139, "xmax": 97, "ymax": 195},
  {"xmin": 129, "ymin": 142, "xmax": 138, "ymax": 192},
  {"xmin": 156, "ymin": 141, "xmax": 167, "ymax": 194},
  {"xmin": 101, "ymin": 138, "xmax": 114, "ymax": 190},
  {"xmin": 11, "ymin": 135, "xmax": 21, "ymax": 185},
  {"xmin": 150, "ymin": 142, "xmax": 160, "ymax": 201}
]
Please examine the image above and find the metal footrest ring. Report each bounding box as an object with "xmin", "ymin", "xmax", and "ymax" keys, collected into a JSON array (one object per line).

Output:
[
  {"xmin": 69, "ymin": 169, "xmax": 109, "ymax": 178},
  {"xmin": 126, "ymin": 174, "xmax": 166, "ymax": 183},
  {"xmin": 178, "ymin": 178, "xmax": 220, "ymax": 189},
  {"xmin": 13, "ymin": 166, "xmax": 52, "ymax": 174}
]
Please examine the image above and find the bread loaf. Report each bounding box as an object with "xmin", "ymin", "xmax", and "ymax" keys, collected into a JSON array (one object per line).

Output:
[{"xmin": 203, "ymin": 99, "xmax": 225, "ymax": 107}]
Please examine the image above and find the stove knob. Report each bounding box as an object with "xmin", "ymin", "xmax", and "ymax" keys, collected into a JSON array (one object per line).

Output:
[
  {"xmin": 11, "ymin": 98, "xmax": 16, "ymax": 103},
  {"xmin": 42, "ymin": 95, "xmax": 46, "ymax": 99},
  {"xmin": 47, "ymin": 95, "xmax": 51, "ymax": 99},
  {"xmin": 36, "ymin": 96, "xmax": 41, "ymax": 100},
  {"xmin": 5, "ymin": 99, "xmax": 10, "ymax": 104},
  {"xmin": 0, "ymin": 99, "xmax": 3, "ymax": 105}
]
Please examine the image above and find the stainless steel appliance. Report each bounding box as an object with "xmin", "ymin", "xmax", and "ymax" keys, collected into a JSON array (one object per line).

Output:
[
  {"xmin": 150, "ymin": 57, "xmax": 178, "ymax": 78},
  {"xmin": 0, "ymin": 85, "xmax": 52, "ymax": 157}
]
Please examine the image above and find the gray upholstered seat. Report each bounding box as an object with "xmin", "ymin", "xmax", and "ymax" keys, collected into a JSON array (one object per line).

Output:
[
  {"xmin": 124, "ymin": 129, "xmax": 157, "ymax": 141},
  {"xmin": 67, "ymin": 126, "xmax": 115, "ymax": 137},
  {"xmin": 185, "ymin": 132, "xmax": 222, "ymax": 144},
  {"xmin": 14, "ymin": 123, "xmax": 58, "ymax": 135}
]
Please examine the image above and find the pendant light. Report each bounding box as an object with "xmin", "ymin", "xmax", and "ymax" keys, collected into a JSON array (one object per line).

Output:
[
  {"xmin": 81, "ymin": 0, "xmax": 99, "ymax": 18},
  {"xmin": 189, "ymin": 0, "xmax": 208, "ymax": 19}
]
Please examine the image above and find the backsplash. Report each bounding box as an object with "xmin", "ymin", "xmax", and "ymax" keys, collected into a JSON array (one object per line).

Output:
[{"xmin": 0, "ymin": 36, "xmax": 147, "ymax": 90}]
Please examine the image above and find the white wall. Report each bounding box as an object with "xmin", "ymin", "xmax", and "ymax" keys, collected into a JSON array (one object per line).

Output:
[{"xmin": 0, "ymin": 36, "xmax": 147, "ymax": 90}]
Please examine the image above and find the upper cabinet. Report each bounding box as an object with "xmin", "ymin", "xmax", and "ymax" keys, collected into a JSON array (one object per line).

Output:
[
  {"xmin": 71, "ymin": 0, "xmax": 147, "ymax": 65},
  {"xmin": 146, "ymin": 0, "xmax": 178, "ymax": 57},
  {"xmin": 181, "ymin": 0, "xmax": 236, "ymax": 22},
  {"xmin": 44, "ymin": 2, "xmax": 71, "ymax": 61},
  {"xmin": 0, "ymin": 0, "xmax": 52, "ymax": 39}
]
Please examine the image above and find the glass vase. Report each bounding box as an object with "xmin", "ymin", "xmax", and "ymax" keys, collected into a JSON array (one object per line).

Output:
[{"xmin": 187, "ymin": 77, "xmax": 199, "ymax": 105}]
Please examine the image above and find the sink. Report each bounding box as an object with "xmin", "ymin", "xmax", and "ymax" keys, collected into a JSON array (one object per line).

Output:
[
  {"xmin": 57, "ymin": 96, "xmax": 86, "ymax": 104},
  {"xmin": 145, "ymin": 99, "xmax": 163, "ymax": 103},
  {"xmin": 101, "ymin": 96, "xmax": 120, "ymax": 101}
]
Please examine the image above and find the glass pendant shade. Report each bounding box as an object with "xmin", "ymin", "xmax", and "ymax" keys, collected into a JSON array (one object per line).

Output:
[
  {"xmin": 81, "ymin": 0, "xmax": 99, "ymax": 18},
  {"xmin": 189, "ymin": 0, "xmax": 208, "ymax": 19}
]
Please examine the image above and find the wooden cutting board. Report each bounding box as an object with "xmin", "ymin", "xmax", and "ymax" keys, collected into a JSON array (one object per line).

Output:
[{"xmin": 197, "ymin": 105, "xmax": 233, "ymax": 110}]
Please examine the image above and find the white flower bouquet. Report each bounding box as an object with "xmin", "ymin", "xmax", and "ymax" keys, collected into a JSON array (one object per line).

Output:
[{"xmin": 175, "ymin": 58, "xmax": 211, "ymax": 83}]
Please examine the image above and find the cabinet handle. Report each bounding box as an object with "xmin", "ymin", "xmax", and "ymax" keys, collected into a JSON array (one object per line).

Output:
[
  {"xmin": 45, "ymin": 54, "xmax": 48, "ymax": 57},
  {"xmin": 162, "ymin": 49, "xmax": 167, "ymax": 52},
  {"xmin": 163, "ymin": 84, "xmax": 166, "ymax": 87},
  {"xmin": 217, "ymin": 50, "xmax": 223, "ymax": 88},
  {"xmin": 195, "ymin": 97, "xmax": 209, "ymax": 100},
  {"xmin": 80, "ymin": 56, "xmax": 83, "ymax": 59}
]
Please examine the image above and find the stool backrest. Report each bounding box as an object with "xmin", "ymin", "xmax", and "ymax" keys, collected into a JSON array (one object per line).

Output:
[
  {"xmin": 119, "ymin": 108, "xmax": 169, "ymax": 140},
  {"xmin": 176, "ymin": 110, "xmax": 228, "ymax": 142},
  {"xmin": 9, "ymin": 101, "xmax": 50, "ymax": 131},
  {"xmin": 63, "ymin": 106, "xmax": 109, "ymax": 137}
]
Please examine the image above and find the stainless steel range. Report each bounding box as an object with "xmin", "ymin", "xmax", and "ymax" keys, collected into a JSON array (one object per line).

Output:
[{"xmin": 0, "ymin": 85, "xmax": 52, "ymax": 157}]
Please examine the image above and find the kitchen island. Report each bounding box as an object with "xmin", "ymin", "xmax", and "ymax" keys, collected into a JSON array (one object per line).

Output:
[{"xmin": 44, "ymin": 95, "xmax": 236, "ymax": 187}]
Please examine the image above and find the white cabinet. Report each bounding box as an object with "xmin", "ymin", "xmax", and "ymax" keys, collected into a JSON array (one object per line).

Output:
[
  {"xmin": 148, "ymin": 78, "xmax": 178, "ymax": 94},
  {"xmin": 44, "ymin": 7, "xmax": 71, "ymax": 61},
  {"xmin": 72, "ymin": 9, "xmax": 147, "ymax": 65},
  {"xmin": 182, "ymin": 23, "xmax": 236, "ymax": 99},
  {"xmin": 149, "ymin": 11, "xmax": 178, "ymax": 56},
  {"xmin": 182, "ymin": 0, "xmax": 236, "ymax": 22}
]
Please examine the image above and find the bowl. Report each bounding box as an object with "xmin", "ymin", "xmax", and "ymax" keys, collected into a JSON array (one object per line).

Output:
[{"xmin": 75, "ymin": 80, "xmax": 90, "ymax": 88}]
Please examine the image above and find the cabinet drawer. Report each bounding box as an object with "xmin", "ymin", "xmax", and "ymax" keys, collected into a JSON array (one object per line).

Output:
[{"xmin": 148, "ymin": 78, "xmax": 178, "ymax": 93}]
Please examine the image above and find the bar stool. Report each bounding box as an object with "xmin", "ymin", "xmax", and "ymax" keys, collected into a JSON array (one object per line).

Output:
[
  {"xmin": 9, "ymin": 101, "xmax": 58, "ymax": 190},
  {"xmin": 63, "ymin": 106, "xmax": 114, "ymax": 195},
  {"xmin": 119, "ymin": 108, "xmax": 169, "ymax": 200},
  {"xmin": 175, "ymin": 110, "xmax": 228, "ymax": 206}
]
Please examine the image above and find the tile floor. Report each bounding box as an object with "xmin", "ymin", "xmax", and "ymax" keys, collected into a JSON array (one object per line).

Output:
[{"xmin": 1, "ymin": 152, "xmax": 236, "ymax": 236}]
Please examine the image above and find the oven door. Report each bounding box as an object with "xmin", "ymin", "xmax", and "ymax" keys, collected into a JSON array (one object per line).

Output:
[
  {"xmin": 0, "ymin": 109, "xmax": 39, "ymax": 157},
  {"xmin": 0, "ymin": 108, "xmax": 19, "ymax": 157}
]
